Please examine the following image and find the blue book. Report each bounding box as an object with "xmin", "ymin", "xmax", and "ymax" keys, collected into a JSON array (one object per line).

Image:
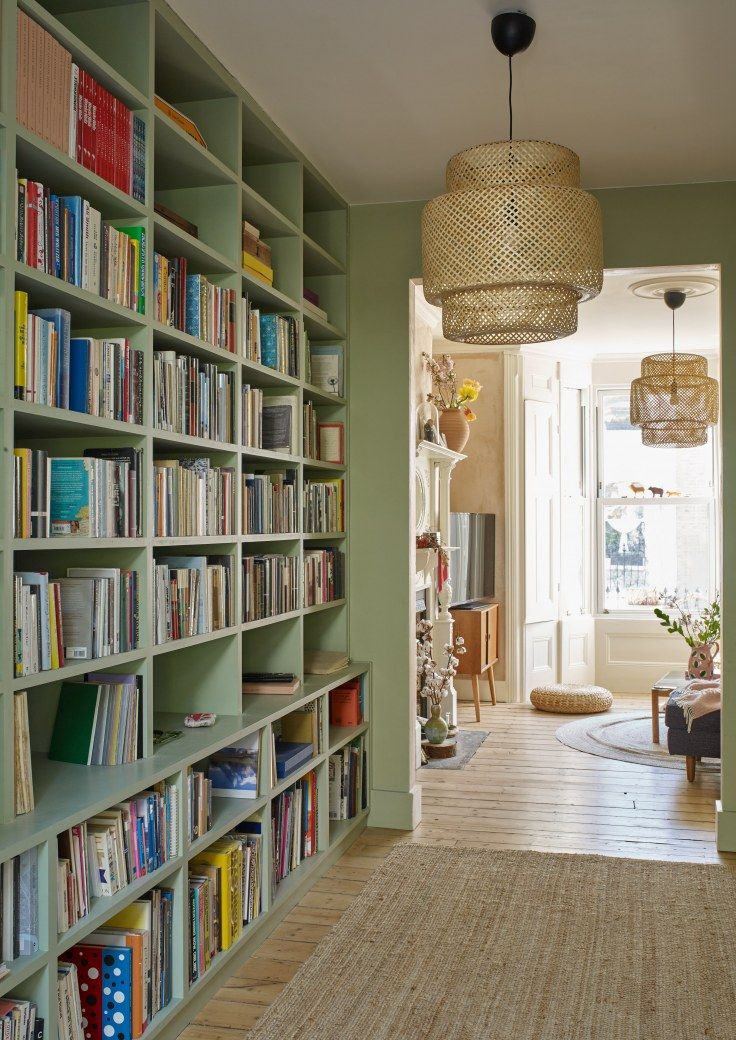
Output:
[
  {"xmin": 185, "ymin": 274, "xmax": 202, "ymax": 338},
  {"xmin": 100, "ymin": 946, "xmax": 133, "ymax": 1040},
  {"xmin": 259, "ymin": 314, "xmax": 278, "ymax": 369},
  {"xmin": 49, "ymin": 457, "xmax": 91, "ymax": 536},
  {"xmin": 60, "ymin": 197, "xmax": 82, "ymax": 286},
  {"xmin": 275, "ymin": 740, "xmax": 313, "ymax": 780},
  {"xmin": 68, "ymin": 338, "xmax": 92, "ymax": 413},
  {"xmin": 32, "ymin": 308, "xmax": 71, "ymax": 408},
  {"xmin": 50, "ymin": 195, "xmax": 62, "ymax": 279}
]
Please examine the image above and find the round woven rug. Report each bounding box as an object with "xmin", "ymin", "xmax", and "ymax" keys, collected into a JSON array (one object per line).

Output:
[{"xmin": 555, "ymin": 711, "xmax": 719, "ymax": 771}]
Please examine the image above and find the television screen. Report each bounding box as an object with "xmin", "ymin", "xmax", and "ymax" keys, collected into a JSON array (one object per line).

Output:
[{"xmin": 449, "ymin": 513, "xmax": 495, "ymax": 606}]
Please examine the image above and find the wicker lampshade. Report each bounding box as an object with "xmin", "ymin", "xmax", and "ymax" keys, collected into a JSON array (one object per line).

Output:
[
  {"xmin": 630, "ymin": 354, "xmax": 719, "ymax": 448},
  {"xmin": 422, "ymin": 140, "xmax": 603, "ymax": 346}
]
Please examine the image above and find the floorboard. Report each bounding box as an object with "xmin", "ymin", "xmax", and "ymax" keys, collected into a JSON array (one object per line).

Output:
[{"xmin": 178, "ymin": 694, "xmax": 731, "ymax": 1039}]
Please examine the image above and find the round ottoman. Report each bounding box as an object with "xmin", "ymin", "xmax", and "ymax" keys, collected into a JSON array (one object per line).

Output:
[{"xmin": 530, "ymin": 683, "xmax": 613, "ymax": 714}]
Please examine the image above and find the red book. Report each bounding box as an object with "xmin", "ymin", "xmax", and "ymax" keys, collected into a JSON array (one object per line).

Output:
[
  {"xmin": 68, "ymin": 945, "xmax": 105, "ymax": 1038},
  {"xmin": 77, "ymin": 68, "xmax": 87, "ymax": 167},
  {"xmin": 25, "ymin": 180, "xmax": 38, "ymax": 269},
  {"xmin": 329, "ymin": 681, "xmax": 362, "ymax": 727}
]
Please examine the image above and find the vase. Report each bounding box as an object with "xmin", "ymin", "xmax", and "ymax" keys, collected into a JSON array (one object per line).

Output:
[
  {"xmin": 439, "ymin": 409, "xmax": 470, "ymax": 453},
  {"xmin": 686, "ymin": 642, "xmax": 719, "ymax": 680},
  {"xmin": 424, "ymin": 702, "xmax": 449, "ymax": 745}
]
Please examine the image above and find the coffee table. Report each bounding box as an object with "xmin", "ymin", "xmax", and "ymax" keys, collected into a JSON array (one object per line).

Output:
[{"xmin": 651, "ymin": 670, "xmax": 687, "ymax": 744}]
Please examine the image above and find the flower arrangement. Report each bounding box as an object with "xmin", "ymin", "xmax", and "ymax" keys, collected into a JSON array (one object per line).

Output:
[
  {"xmin": 416, "ymin": 619, "xmax": 466, "ymax": 706},
  {"xmin": 654, "ymin": 593, "xmax": 720, "ymax": 648},
  {"xmin": 422, "ymin": 352, "xmax": 482, "ymax": 422}
]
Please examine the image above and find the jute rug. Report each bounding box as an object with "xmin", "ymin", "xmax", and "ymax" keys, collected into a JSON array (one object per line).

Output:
[
  {"xmin": 421, "ymin": 729, "xmax": 489, "ymax": 770},
  {"xmin": 248, "ymin": 844, "xmax": 736, "ymax": 1039},
  {"xmin": 556, "ymin": 711, "xmax": 719, "ymax": 772}
]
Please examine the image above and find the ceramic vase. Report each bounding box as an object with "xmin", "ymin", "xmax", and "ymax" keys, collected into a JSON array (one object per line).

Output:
[
  {"xmin": 687, "ymin": 642, "xmax": 719, "ymax": 680},
  {"xmin": 424, "ymin": 702, "xmax": 449, "ymax": 745},
  {"xmin": 439, "ymin": 408, "xmax": 470, "ymax": 453}
]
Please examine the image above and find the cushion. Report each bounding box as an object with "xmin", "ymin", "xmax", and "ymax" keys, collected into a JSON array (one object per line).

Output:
[
  {"xmin": 664, "ymin": 690, "xmax": 721, "ymax": 734},
  {"xmin": 530, "ymin": 683, "xmax": 613, "ymax": 714}
]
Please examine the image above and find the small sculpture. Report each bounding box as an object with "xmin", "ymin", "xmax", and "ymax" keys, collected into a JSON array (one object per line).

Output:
[
  {"xmin": 630, "ymin": 482, "xmax": 645, "ymax": 497},
  {"xmin": 666, "ymin": 490, "xmax": 682, "ymax": 497},
  {"xmin": 649, "ymin": 486, "xmax": 664, "ymax": 498}
]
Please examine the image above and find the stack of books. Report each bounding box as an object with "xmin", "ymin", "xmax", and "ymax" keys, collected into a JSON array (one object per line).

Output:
[
  {"xmin": 329, "ymin": 678, "xmax": 363, "ymax": 727},
  {"xmin": 16, "ymin": 177, "xmax": 145, "ymax": 313},
  {"xmin": 13, "ymin": 568, "xmax": 140, "ymax": 676},
  {"xmin": 153, "ymin": 458, "xmax": 234, "ymax": 537},
  {"xmin": 242, "ymin": 673, "xmax": 301, "ymax": 697},
  {"xmin": 48, "ymin": 675, "xmax": 143, "ymax": 766},
  {"xmin": 13, "ymin": 691, "xmax": 34, "ymax": 816},
  {"xmin": 66, "ymin": 887, "xmax": 174, "ymax": 1037},
  {"xmin": 242, "ymin": 220, "xmax": 273, "ymax": 285},
  {"xmin": 242, "ymin": 554, "xmax": 299, "ymax": 622},
  {"xmin": 241, "ymin": 303, "xmax": 299, "ymax": 377},
  {"xmin": 16, "ymin": 11, "xmax": 146, "ymax": 201},
  {"xmin": 207, "ymin": 735, "xmax": 260, "ymax": 800},
  {"xmin": 303, "ymin": 477, "xmax": 345, "ymax": 533},
  {"xmin": 302, "ymin": 287, "xmax": 329, "ymax": 323},
  {"xmin": 56, "ymin": 780, "xmax": 178, "ymax": 932},
  {"xmin": 153, "ymin": 555, "xmax": 233, "ymax": 643},
  {"xmin": 241, "ymin": 468, "xmax": 298, "ymax": 534},
  {"xmin": 0, "ymin": 998, "xmax": 41, "ymax": 1040},
  {"xmin": 329, "ymin": 735, "xmax": 367, "ymax": 821},
  {"xmin": 303, "ymin": 547, "xmax": 345, "ymax": 606},
  {"xmin": 262, "ymin": 396, "xmax": 298, "ymax": 454},
  {"xmin": 241, "ymin": 384, "xmax": 263, "ymax": 448},
  {"xmin": 152, "ymin": 254, "xmax": 236, "ymax": 351},
  {"xmin": 13, "ymin": 295, "xmax": 144, "ymax": 422},
  {"xmin": 153, "ymin": 351, "xmax": 233, "ymax": 443},
  {"xmin": 0, "ymin": 846, "xmax": 39, "ymax": 961},
  {"xmin": 188, "ymin": 768, "xmax": 213, "ymax": 843},
  {"xmin": 271, "ymin": 771, "xmax": 317, "ymax": 894},
  {"xmin": 57, "ymin": 964, "xmax": 84, "ymax": 1040},
  {"xmin": 13, "ymin": 448, "xmax": 142, "ymax": 538}
]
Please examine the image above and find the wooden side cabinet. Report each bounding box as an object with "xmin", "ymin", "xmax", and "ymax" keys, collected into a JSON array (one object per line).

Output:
[{"xmin": 450, "ymin": 601, "xmax": 499, "ymax": 721}]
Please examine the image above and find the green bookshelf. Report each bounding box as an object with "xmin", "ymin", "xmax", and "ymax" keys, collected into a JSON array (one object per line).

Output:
[{"xmin": 0, "ymin": 0, "xmax": 365, "ymax": 1036}]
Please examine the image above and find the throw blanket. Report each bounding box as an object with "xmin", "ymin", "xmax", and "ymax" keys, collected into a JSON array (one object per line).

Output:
[{"xmin": 673, "ymin": 678, "xmax": 721, "ymax": 732}]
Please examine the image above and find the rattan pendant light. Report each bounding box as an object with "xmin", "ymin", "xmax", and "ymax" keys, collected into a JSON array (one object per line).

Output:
[
  {"xmin": 630, "ymin": 290, "xmax": 719, "ymax": 448},
  {"xmin": 422, "ymin": 11, "xmax": 603, "ymax": 346}
]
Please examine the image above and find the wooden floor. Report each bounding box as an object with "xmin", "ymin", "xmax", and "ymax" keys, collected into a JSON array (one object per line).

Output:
[{"xmin": 180, "ymin": 694, "xmax": 730, "ymax": 1039}]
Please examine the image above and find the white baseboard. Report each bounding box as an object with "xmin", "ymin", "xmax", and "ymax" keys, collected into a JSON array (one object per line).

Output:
[{"xmin": 456, "ymin": 678, "xmax": 509, "ymax": 703}]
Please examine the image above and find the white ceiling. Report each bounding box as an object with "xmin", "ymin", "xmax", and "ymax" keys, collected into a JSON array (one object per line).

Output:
[
  {"xmin": 421, "ymin": 265, "xmax": 721, "ymax": 359},
  {"xmin": 169, "ymin": 0, "xmax": 736, "ymax": 204}
]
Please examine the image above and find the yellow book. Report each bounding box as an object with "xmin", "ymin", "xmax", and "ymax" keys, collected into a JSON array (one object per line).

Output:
[
  {"xmin": 13, "ymin": 448, "xmax": 30, "ymax": 538},
  {"xmin": 48, "ymin": 583, "xmax": 59, "ymax": 669},
  {"xmin": 192, "ymin": 839, "xmax": 241, "ymax": 949},
  {"xmin": 242, "ymin": 252, "xmax": 274, "ymax": 284},
  {"xmin": 14, "ymin": 290, "xmax": 28, "ymax": 398}
]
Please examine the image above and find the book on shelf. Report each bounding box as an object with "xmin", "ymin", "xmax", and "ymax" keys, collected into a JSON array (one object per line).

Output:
[
  {"xmin": 304, "ymin": 547, "xmax": 345, "ymax": 606},
  {"xmin": 154, "ymin": 95, "xmax": 207, "ymax": 148},
  {"xmin": 303, "ymin": 287, "xmax": 320, "ymax": 309},
  {"xmin": 302, "ymin": 295, "xmax": 329, "ymax": 323},
  {"xmin": 154, "ymin": 555, "xmax": 233, "ymax": 643},
  {"xmin": 152, "ymin": 254, "xmax": 236, "ymax": 352},
  {"xmin": 207, "ymin": 733, "xmax": 260, "ymax": 799},
  {"xmin": 242, "ymin": 223, "xmax": 272, "ymax": 266},
  {"xmin": 14, "ymin": 691, "xmax": 34, "ymax": 816},
  {"xmin": 273, "ymin": 740, "xmax": 313, "ymax": 780},
  {"xmin": 242, "ymin": 251, "xmax": 274, "ymax": 286},
  {"xmin": 307, "ymin": 343, "xmax": 343, "ymax": 396},
  {"xmin": 0, "ymin": 997, "xmax": 42, "ymax": 1040},
  {"xmin": 241, "ymin": 468, "xmax": 298, "ymax": 535},
  {"xmin": 280, "ymin": 704, "xmax": 321, "ymax": 755},
  {"xmin": 262, "ymin": 395, "xmax": 298, "ymax": 454},
  {"xmin": 318, "ymin": 422, "xmax": 345, "ymax": 464},
  {"xmin": 188, "ymin": 768, "xmax": 212, "ymax": 842},
  {"xmin": 271, "ymin": 770, "xmax": 318, "ymax": 895},
  {"xmin": 154, "ymin": 200, "xmax": 199, "ymax": 239},
  {"xmin": 329, "ymin": 734, "xmax": 367, "ymax": 821},
  {"xmin": 48, "ymin": 675, "xmax": 142, "ymax": 766},
  {"xmin": 153, "ymin": 351, "xmax": 234, "ymax": 442},
  {"xmin": 57, "ymin": 963, "xmax": 84, "ymax": 1040},
  {"xmin": 329, "ymin": 678, "xmax": 363, "ymax": 727},
  {"xmin": 13, "ymin": 567, "xmax": 140, "ymax": 676},
  {"xmin": 242, "ymin": 676, "xmax": 301, "ymax": 696},
  {"xmin": 242, "ymin": 553, "xmax": 299, "ymax": 622},
  {"xmin": 241, "ymin": 384, "xmax": 263, "ymax": 448},
  {"xmin": 153, "ymin": 457, "xmax": 234, "ymax": 538},
  {"xmin": 15, "ymin": 176, "xmax": 146, "ymax": 313},
  {"xmin": 303, "ymin": 649, "xmax": 350, "ymax": 675},
  {"xmin": 0, "ymin": 845, "xmax": 39, "ymax": 960},
  {"xmin": 241, "ymin": 305, "xmax": 299, "ymax": 377},
  {"xmin": 16, "ymin": 11, "xmax": 146, "ymax": 201},
  {"xmin": 303, "ymin": 477, "xmax": 345, "ymax": 533},
  {"xmin": 57, "ymin": 780, "xmax": 178, "ymax": 933}
]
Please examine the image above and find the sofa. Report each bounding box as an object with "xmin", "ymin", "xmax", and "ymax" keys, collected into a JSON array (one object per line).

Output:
[{"xmin": 665, "ymin": 690, "xmax": 720, "ymax": 781}]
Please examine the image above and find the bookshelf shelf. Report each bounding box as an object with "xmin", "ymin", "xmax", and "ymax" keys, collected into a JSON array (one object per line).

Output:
[
  {"xmin": 328, "ymin": 722, "xmax": 370, "ymax": 756},
  {"xmin": 2, "ymin": 4, "xmax": 363, "ymax": 1038}
]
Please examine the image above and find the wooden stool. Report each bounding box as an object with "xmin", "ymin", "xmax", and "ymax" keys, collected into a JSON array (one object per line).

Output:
[{"xmin": 450, "ymin": 601, "xmax": 498, "ymax": 722}]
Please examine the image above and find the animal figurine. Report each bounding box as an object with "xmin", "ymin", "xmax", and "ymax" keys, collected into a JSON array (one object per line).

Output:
[
  {"xmin": 648, "ymin": 486, "xmax": 664, "ymax": 498},
  {"xmin": 630, "ymin": 482, "xmax": 645, "ymax": 497},
  {"xmin": 666, "ymin": 490, "xmax": 682, "ymax": 497}
]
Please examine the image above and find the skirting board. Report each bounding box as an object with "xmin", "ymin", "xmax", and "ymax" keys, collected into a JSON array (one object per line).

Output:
[
  {"xmin": 457, "ymin": 678, "xmax": 509, "ymax": 703},
  {"xmin": 716, "ymin": 801, "xmax": 736, "ymax": 852},
  {"xmin": 369, "ymin": 784, "xmax": 422, "ymax": 830}
]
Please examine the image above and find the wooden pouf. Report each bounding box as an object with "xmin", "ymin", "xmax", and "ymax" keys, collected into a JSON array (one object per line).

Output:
[
  {"xmin": 530, "ymin": 683, "xmax": 613, "ymax": 714},
  {"xmin": 422, "ymin": 738, "xmax": 457, "ymax": 760}
]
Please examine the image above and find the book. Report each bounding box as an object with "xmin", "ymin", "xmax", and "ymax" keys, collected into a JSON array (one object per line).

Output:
[
  {"xmin": 274, "ymin": 740, "xmax": 313, "ymax": 780},
  {"xmin": 317, "ymin": 422, "xmax": 345, "ymax": 463},
  {"xmin": 308, "ymin": 343, "xmax": 343, "ymax": 395},
  {"xmin": 154, "ymin": 555, "xmax": 233, "ymax": 643},
  {"xmin": 303, "ymin": 649, "xmax": 350, "ymax": 675},
  {"xmin": 154, "ymin": 95, "xmax": 207, "ymax": 148},
  {"xmin": 153, "ymin": 351, "xmax": 233, "ymax": 442},
  {"xmin": 242, "ymin": 252, "xmax": 274, "ymax": 285},
  {"xmin": 154, "ymin": 201, "xmax": 198, "ymax": 238},
  {"xmin": 49, "ymin": 676, "xmax": 142, "ymax": 766},
  {"xmin": 13, "ymin": 691, "xmax": 34, "ymax": 815},
  {"xmin": 241, "ymin": 468, "xmax": 298, "ymax": 535},
  {"xmin": 329, "ymin": 680, "xmax": 363, "ymax": 727},
  {"xmin": 303, "ymin": 547, "xmax": 345, "ymax": 605},
  {"xmin": 329, "ymin": 736, "xmax": 366, "ymax": 821},
  {"xmin": 261, "ymin": 395, "xmax": 297, "ymax": 454},
  {"xmin": 242, "ymin": 678, "xmax": 301, "ymax": 696},
  {"xmin": 0, "ymin": 846, "xmax": 39, "ymax": 960},
  {"xmin": 152, "ymin": 254, "xmax": 235, "ymax": 351},
  {"xmin": 153, "ymin": 457, "xmax": 234, "ymax": 538},
  {"xmin": 208, "ymin": 735, "xmax": 259, "ymax": 799},
  {"xmin": 303, "ymin": 477, "xmax": 345, "ymax": 532},
  {"xmin": 302, "ymin": 296, "xmax": 329, "ymax": 323},
  {"xmin": 242, "ymin": 554, "xmax": 299, "ymax": 622}
]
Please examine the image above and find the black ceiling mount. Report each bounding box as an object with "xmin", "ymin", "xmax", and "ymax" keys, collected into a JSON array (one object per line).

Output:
[
  {"xmin": 491, "ymin": 11, "xmax": 536, "ymax": 57},
  {"xmin": 664, "ymin": 289, "xmax": 687, "ymax": 311}
]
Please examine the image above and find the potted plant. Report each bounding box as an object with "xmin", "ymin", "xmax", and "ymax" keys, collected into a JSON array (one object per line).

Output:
[
  {"xmin": 416, "ymin": 619, "xmax": 466, "ymax": 743},
  {"xmin": 654, "ymin": 593, "xmax": 721, "ymax": 679},
  {"xmin": 422, "ymin": 352, "xmax": 482, "ymax": 452}
]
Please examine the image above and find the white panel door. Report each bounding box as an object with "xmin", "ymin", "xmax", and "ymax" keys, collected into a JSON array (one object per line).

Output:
[
  {"xmin": 560, "ymin": 616, "xmax": 595, "ymax": 684},
  {"xmin": 524, "ymin": 621, "xmax": 558, "ymax": 696},
  {"xmin": 524, "ymin": 400, "xmax": 559, "ymax": 624}
]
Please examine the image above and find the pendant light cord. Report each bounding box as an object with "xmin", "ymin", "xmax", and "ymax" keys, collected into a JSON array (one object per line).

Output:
[
  {"xmin": 670, "ymin": 306, "xmax": 678, "ymax": 402},
  {"xmin": 508, "ymin": 55, "xmax": 513, "ymax": 140}
]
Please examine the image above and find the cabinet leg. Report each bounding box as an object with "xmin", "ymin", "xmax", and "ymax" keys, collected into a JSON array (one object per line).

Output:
[
  {"xmin": 471, "ymin": 674, "xmax": 481, "ymax": 723},
  {"xmin": 686, "ymin": 756, "xmax": 696, "ymax": 782},
  {"xmin": 487, "ymin": 664, "xmax": 497, "ymax": 706}
]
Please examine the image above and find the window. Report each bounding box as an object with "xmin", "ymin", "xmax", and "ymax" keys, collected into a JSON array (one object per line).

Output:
[{"xmin": 596, "ymin": 389, "xmax": 716, "ymax": 612}]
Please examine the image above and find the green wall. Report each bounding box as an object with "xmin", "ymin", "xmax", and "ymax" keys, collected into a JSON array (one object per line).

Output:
[{"xmin": 349, "ymin": 182, "xmax": 736, "ymax": 846}]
